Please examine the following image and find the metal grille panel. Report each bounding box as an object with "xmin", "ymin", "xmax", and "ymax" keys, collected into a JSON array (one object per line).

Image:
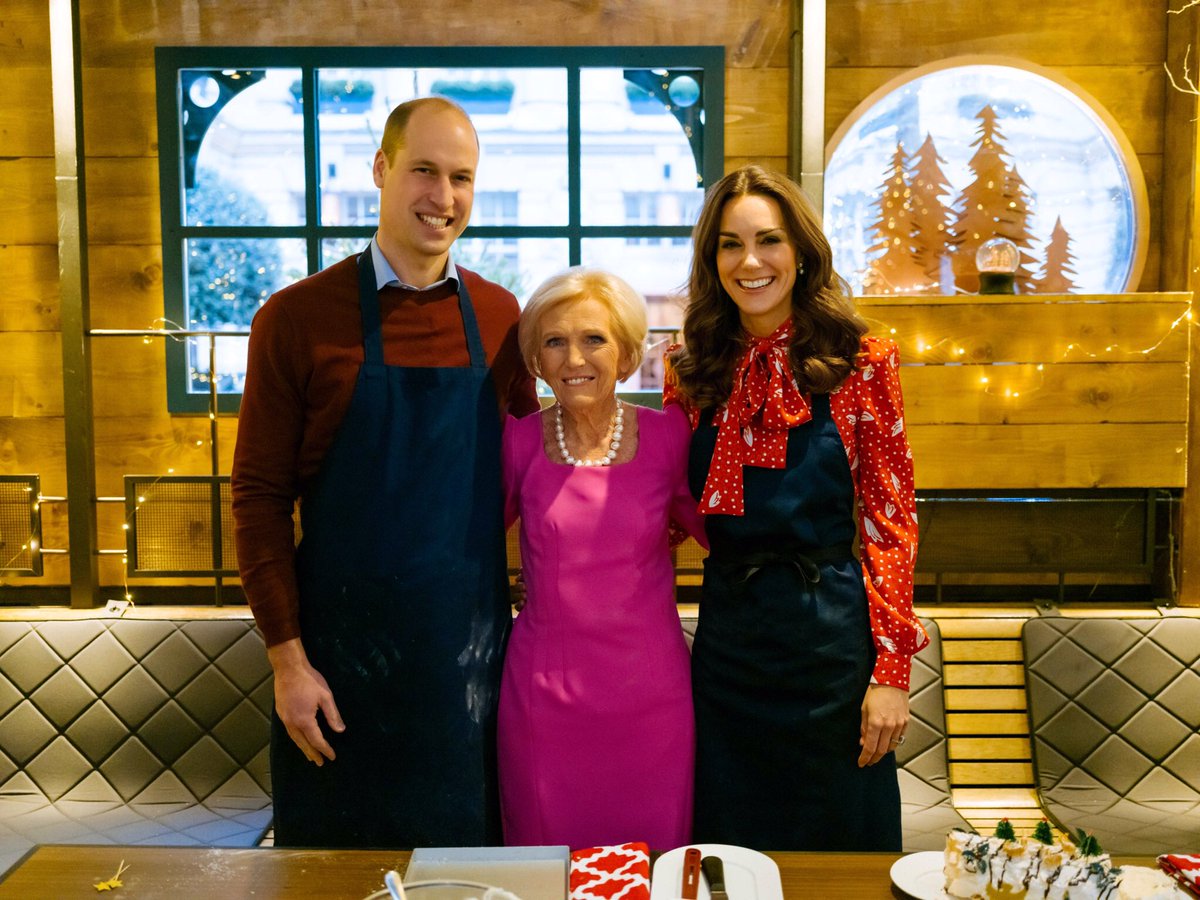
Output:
[
  {"xmin": 0, "ymin": 475, "xmax": 42, "ymax": 575},
  {"xmin": 124, "ymin": 476, "xmax": 236, "ymax": 576},
  {"xmin": 917, "ymin": 491, "xmax": 1152, "ymax": 573}
]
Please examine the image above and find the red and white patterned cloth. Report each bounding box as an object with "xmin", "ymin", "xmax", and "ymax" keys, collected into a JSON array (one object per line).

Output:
[
  {"xmin": 664, "ymin": 335, "xmax": 927, "ymax": 690},
  {"xmin": 570, "ymin": 843, "xmax": 651, "ymax": 900},
  {"xmin": 1159, "ymin": 854, "xmax": 1200, "ymax": 897}
]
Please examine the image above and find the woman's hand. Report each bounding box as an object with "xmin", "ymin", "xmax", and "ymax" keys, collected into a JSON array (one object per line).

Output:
[{"xmin": 858, "ymin": 683, "xmax": 909, "ymax": 767}]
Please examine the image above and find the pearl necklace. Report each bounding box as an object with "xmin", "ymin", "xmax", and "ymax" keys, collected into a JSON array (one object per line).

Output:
[{"xmin": 555, "ymin": 399, "xmax": 623, "ymax": 466}]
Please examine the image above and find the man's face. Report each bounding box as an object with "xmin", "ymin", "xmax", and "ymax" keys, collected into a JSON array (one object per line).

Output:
[{"xmin": 373, "ymin": 105, "xmax": 479, "ymax": 286}]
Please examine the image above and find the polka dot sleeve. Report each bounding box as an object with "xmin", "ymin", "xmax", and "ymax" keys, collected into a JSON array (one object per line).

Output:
[
  {"xmin": 831, "ymin": 337, "xmax": 928, "ymax": 691},
  {"xmin": 661, "ymin": 347, "xmax": 701, "ymax": 431}
]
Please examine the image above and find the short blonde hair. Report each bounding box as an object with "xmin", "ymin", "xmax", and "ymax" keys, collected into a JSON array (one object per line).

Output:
[{"xmin": 519, "ymin": 267, "xmax": 648, "ymax": 381}]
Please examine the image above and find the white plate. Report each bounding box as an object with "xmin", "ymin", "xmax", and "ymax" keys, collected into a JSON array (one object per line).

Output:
[
  {"xmin": 649, "ymin": 844, "xmax": 783, "ymax": 900},
  {"xmin": 889, "ymin": 851, "xmax": 946, "ymax": 900}
]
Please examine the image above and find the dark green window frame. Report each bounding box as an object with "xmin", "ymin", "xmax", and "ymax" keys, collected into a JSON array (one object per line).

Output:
[{"xmin": 154, "ymin": 45, "xmax": 725, "ymax": 413}]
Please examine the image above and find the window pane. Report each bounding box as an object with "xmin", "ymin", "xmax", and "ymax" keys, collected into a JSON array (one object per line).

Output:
[
  {"xmin": 187, "ymin": 334, "xmax": 252, "ymax": 394},
  {"xmin": 456, "ymin": 237, "xmax": 570, "ymax": 304},
  {"xmin": 185, "ymin": 237, "xmax": 306, "ymax": 328},
  {"xmin": 159, "ymin": 50, "xmax": 721, "ymax": 410},
  {"xmin": 824, "ymin": 63, "xmax": 1142, "ymax": 294},
  {"xmin": 184, "ymin": 69, "xmax": 304, "ymax": 227},
  {"xmin": 322, "ymin": 237, "xmax": 370, "ymax": 269},
  {"xmin": 580, "ymin": 238, "xmax": 690, "ymax": 392},
  {"xmin": 184, "ymin": 237, "xmax": 306, "ymax": 393},
  {"xmin": 318, "ymin": 68, "xmax": 569, "ymax": 227},
  {"xmin": 580, "ymin": 68, "xmax": 705, "ymax": 227}
]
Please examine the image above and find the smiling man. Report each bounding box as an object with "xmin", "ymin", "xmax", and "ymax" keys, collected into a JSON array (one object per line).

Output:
[{"xmin": 232, "ymin": 97, "xmax": 538, "ymax": 849}]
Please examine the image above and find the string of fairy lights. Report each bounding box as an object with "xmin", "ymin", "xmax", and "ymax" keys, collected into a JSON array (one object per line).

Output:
[
  {"xmin": 3, "ymin": 299, "xmax": 1193, "ymax": 603},
  {"xmin": 5, "ymin": 321, "xmax": 236, "ymax": 605},
  {"xmin": 862, "ymin": 303, "xmax": 1194, "ymax": 404}
]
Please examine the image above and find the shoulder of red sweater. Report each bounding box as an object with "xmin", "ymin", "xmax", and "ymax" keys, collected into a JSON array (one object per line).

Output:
[
  {"xmin": 457, "ymin": 266, "xmax": 520, "ymax": 306},
  {"xmin": 260, "ymin": 255, "xmax": 359, "ymax": 312}
]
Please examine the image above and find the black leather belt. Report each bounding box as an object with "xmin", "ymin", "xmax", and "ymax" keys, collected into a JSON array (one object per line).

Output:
[{"xmin": 708, "ymin": 544, "xmax": 855, "ymax": 585}]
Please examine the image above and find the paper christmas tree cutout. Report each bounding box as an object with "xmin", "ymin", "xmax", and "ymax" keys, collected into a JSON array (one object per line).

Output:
[
  {"xmin": 950, "ymin": 105, "xmax": 1021, "ymax": 293},
  {"xmin": 1001, "ymin": 165, "xmax": 1040, "ymax": 293},
  {"xmin": 860, "ymin": 104, "xmax": 1078, "ymax": 296},
  {"xmin": 1033, "ymin": 216, "xmax": 1078, "ymax": 292},
  {"xmin": 864, "ymin": 142, "xmax": 932, "ymax": 294},
  {"xmin": 907, "ymin": 133, "xmax": 956, "ymax": 291}
]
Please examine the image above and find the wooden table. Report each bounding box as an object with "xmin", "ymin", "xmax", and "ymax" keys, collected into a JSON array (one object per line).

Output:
[{"xmin": 0, "ymin": 844, "xmax": 1162, "ymax": 899}]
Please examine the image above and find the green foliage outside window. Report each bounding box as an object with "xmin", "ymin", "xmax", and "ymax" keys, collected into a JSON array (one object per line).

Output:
[{"xmin": 186, "ymin": 172, "xmax": 283, "ymax": 328}]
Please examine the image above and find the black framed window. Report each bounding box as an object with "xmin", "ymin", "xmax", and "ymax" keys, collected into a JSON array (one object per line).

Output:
[{"xmin": 155, "ymin": 46, "xmax": 725, "ymax": 411}]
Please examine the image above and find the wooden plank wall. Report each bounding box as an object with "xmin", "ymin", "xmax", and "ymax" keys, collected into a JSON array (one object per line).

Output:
[
  {"xmin": 825, "ymin": 0, "xmax": 1169, "ymax": 291},
  {"xmin": 0, "ymin": 1, "xmax": 1191, "ymax": 599},
  {"xmin": 0, "ymin": 0, "xmax": 791, "ymax": 593},
  {"xmin": 859, "ymin": 293, "xmax": 1192, "ymax": 491}
]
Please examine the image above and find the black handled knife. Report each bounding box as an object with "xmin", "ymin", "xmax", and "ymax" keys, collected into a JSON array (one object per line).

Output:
[{"xmin": 701, "ymin": 855, "xmax": 728, "ymax": 900}]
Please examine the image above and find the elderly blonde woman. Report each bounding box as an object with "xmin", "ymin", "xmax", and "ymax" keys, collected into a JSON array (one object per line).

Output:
[{"xmin": 498, "ymin": 267, "xmax": 705, "ymax": 849}]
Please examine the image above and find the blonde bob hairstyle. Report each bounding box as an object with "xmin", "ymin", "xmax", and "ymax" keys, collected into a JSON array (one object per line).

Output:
[{"xmin": 519, "ymin": 267, "xmax": 648, "ymax": 382}]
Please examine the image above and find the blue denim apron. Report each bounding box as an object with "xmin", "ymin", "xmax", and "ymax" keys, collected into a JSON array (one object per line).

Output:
[
  {"xmin": 270, "ymin": 250, "xmax": 508, "ymax": 848},
  {"xmin": 688, "ymin": 393, "xmax": 902, "ymax": 851}
]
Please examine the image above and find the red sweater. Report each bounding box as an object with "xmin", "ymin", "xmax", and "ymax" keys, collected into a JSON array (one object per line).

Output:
[{"xmin": 231, "ymin": 255, "xmax": 539, "ymax": 647}]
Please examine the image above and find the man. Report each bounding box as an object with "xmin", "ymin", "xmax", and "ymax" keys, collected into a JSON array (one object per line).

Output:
[{"xmin": 231, "ymin": 97, "xmax": 538, "ymax": 848}]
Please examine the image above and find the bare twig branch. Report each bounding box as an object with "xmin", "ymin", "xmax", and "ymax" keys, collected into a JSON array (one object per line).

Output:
[
  {"xmin": 1169, "ymin": 0, "xmax": 1200, "ymax": 14},
  {"xmin": 1165, "ymin": 44, "xmax": 1200, "ymax": 95}
]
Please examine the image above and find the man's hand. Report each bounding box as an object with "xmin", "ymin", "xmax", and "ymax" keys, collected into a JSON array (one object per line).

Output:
[
  {"xmin": 267, "ymin": 638, "xmax": 346, "ymax": 766},
  {"xmin": 510, "ymin": 569, "xmax": 527, "ymax": 612},
  {"xmin": 858, "ymin": 683, "xmax": 909, "ymax": 768}
]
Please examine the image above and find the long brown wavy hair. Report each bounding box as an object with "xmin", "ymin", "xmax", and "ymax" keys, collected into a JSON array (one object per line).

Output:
[{"xmin": 671, "ymin": 165, "xmax": 868, "ymax": 410}]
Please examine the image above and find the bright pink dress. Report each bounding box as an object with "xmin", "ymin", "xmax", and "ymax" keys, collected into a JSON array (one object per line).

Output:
[{"xmin": 498, "ymin": 404, "xmax": 704, "ymax": 849}]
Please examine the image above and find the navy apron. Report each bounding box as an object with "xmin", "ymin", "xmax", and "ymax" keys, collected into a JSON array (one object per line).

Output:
[
  {"xmin": 270, "ymin": 249, "xmax": 509, "ymax": 848},
  {"xmin": 688, "ymin": 393, "xmax": 902, "ymax": 851}
]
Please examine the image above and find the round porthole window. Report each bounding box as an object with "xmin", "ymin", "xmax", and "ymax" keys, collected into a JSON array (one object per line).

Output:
[{"xmin": 824, "ymin": 56, "xmax": 1147, "ymax": 296}]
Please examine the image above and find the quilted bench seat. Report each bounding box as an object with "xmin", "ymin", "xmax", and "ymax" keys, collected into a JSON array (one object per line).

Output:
[
  {"xmin": 0, "ymin": 616, "xmax": 273, "ymax": 877},
  {"xmin": 1023, "ymin": 615, "xmax": 1200, "ymax": 855}
]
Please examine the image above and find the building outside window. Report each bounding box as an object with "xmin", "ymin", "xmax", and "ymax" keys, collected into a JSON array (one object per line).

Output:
[{"xmin": 155, "ymin": 47, "xmax": 724, "ymax": 410}]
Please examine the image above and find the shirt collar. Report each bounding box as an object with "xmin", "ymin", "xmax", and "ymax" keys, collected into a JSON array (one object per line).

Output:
[{"xmin": 370, "ymin": 234, "xmax": 459, "ymax": 292}]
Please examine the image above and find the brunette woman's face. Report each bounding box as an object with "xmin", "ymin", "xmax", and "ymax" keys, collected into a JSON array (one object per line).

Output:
[{"xmin": 715, "ymin": 193, "xmax": 797, "ymax": 337}]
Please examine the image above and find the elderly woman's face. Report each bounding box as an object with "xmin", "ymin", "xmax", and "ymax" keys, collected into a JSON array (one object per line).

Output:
[
  {"xmin": 716, "ymin": 193, "xmax": 797, "ymax": 337},
  {"xmin": 537, "ymin": 297, "xmax": 627, "ymax": 416}
]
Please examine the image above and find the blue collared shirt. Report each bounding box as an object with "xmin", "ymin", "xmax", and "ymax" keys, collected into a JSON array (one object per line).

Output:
[{"xmin": 369, "ymin": 235, "xmax": 459, "ymax": 292}]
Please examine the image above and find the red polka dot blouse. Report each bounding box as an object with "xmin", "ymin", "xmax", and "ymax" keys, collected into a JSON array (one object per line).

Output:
[{"xmin": 665, "ymin": 335, "xmax": 928, "ymax": 691}]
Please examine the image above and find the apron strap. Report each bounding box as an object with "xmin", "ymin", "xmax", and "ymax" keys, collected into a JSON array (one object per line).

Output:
[
  {"xmin": 356, "ymin": 248, "xmax": 385, "ymax": 367},
  {"xmin": 355, "ymin": 249, "xmax": 488, "ymax": 370},
  {"xmin": 453, "ymin": 266, "xmax": 486, "ymax": 370}
]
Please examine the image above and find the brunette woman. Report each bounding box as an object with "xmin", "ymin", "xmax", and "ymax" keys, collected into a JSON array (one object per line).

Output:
[{"xmin": 665, "ymin": 165, "xmax": 927, "ymax": 850}]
